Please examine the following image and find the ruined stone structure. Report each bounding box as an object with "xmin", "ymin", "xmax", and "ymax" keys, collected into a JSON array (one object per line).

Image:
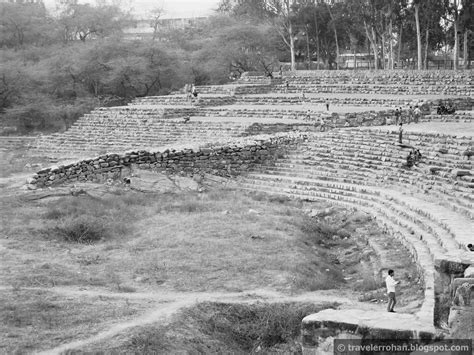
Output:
[{"xmin": 21, "ymin": 69, "xmax": 474, "ymax": 350}]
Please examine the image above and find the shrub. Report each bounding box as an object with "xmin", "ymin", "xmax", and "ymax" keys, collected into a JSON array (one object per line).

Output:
[
  {"xmin": 51, "ymin": 216, "xmax": 108, "ymax": 243},
  {"xmin": 187, "ymin": 302, "xmax": 338, "ymax": 352}
]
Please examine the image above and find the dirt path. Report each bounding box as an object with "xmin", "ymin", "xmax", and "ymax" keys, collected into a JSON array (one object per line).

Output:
[{"xmin": 30, "ymin": 285, "xmax": 381, "ymax": 355}]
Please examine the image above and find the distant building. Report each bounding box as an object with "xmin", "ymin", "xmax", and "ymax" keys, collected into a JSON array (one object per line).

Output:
[{"xmin": 124, "ymin": 16, "xmax": 208, "ymax": 40}]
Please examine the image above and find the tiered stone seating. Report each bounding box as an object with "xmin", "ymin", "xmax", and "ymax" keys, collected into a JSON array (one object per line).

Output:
[
  {"xmin": 32, "ymin": 119, "xmax": 257, "ymax": 158},
  {"xmin": 423, "ymin": 111, "xmax": 474, "ymax": 123},
  {"xmin": 0, "ymin": 136, "xmax": 37, "ymax": 151},
  {"xmin": 231, "ymin": 95, "xmax": 423, "ymax": 107},
  {"xmin": 30, "ymin": 104, "xmax": 317, "ymax": 158},
  {"xmin": 234, "ymin": 70, "xmax": 474, "ymax": 96},
  {"xmin": 244, "ymin": 129, "xmax": 473, "ymax": 217},
  {"xmin": 237, "ymin": 128, "xmax": 473, "ymax": 248},
  {"xmin": 274, "ymin": 82, "xmax": 471, "ymax": 96},
  {"xmin": 183, "ymin": 83, "xmax": 273, "ymax": 95},
  {"xmin": 282, "ymin": 70, "xmax": 473, "ymax": 86},
  {"xmin": 131, "ymin": 95, "xmax": 237, "ymax": 107},
  {"xmin": 236, "ymin": 128, "xmax": 473, "ymax": 332}
]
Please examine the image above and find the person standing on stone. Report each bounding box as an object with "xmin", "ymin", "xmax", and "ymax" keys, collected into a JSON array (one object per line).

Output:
[
  {"xmin": 319, "ymin": 117, "xmax": 326, "ymax": 132},
  {"xmin": 414, "ymin": 106, "xmax": 421, "ymax": 123},
  {"xmin": 385, "ymin": 269, "xmax": 400, "ymax": 312},
  {"xmin": 394, "ymin": 108, "xmax": 400, "ymax": 125},
  {"xmin": 408, "ymin": 106, "xmax": 414, "ymax": 123},
  {"xmin": 398, "ymin": 123, "xmax": 403, "ymax": 144}
]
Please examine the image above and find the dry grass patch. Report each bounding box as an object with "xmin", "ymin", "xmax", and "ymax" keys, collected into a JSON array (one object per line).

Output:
[
  {"xmin": 0, "ymin": 188, "xmax": 393, "ymax": 293},
  {"xmin": 0, "ymin": 289, "xmax": 146, "ymax": 354},
  {"xmin": 78, "ymin": 301, "xmax": 339, "ymax": 354}
]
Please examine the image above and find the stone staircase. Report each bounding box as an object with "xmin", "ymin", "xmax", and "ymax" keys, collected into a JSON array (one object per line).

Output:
[
  {"xmin": 275, "ymin": 83, "xmax": 472, "ymax": 96},
  {"xmin": 240, "ymin": 129, "xmax": 473, "ymax": 218},
  {"xmin": 423, "ymin": 112, "xmax": 474, "ymax": 123},
  {"xmin": 30, "ymin": 105, "xmax": 317, "ymax": 158},
  {"xmin": 31, "ymin": 119, "xmax": 256, "ymax": 158}
]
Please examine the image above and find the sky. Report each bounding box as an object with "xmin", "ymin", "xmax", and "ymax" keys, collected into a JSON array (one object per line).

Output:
[
  {"xmin": 43, "ymin": 0, "xmax": 221, "ymax": 19},
  {"xmin": 131, "ymin": 0, "xmax": 220, "ymax": 18}
]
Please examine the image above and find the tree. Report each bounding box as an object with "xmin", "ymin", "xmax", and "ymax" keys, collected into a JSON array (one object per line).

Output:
[
  {"xmin": 149, "ymin": 6, "xmax": 164, "ymax": 42},
  {"xmin": 58, "ymin": 3, "xmax": 130, "ymax": 42},
  {"xmin": 412, "ymin": 0, "xmax": 423, "ymax": 69},
  {"xmin": 217, "ymin": 0, "xmax": 298, "ymax": 70},
  {"xmin": 459, "ymin": 0, "xmax": 473, "ymax": 68},
  {"xmin": 0, "ymin": 3, "xmax": 56, "ymax": 48},
  {"xmin": 442, "ymin": 0, "xmax": 463, "ymax": 70}
]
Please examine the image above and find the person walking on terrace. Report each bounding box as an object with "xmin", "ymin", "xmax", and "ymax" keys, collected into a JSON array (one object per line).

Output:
[
  {"xmin": 191, "ymin": 84, "xmax": 198, "ymax": 99},
  {"xmin": 386, "ymin": 269, "xmax": 400, "ymax": 312},
  {"xmin": 398, "ymin": 122, "xmax": 403, "ymax": 144}
]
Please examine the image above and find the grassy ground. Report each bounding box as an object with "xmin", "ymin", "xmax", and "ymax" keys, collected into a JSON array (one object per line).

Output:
[
  {"xmin": 1, "ymin": 188, "xmax": 383, "ymax": 293},
  {"xmin": 0, "ymin": 289, "xmax": 146, "ymax": 354},
  {"xmin": 78, "ymin": 301, "xmax": 339, "ymax": 354},
  {"xmin": 0, "ymin": 149, "xmax": 55, "ymax": 178},
  {"xmin": 0, "ymin": 187, "xmax": 423, "ymax": 353}
]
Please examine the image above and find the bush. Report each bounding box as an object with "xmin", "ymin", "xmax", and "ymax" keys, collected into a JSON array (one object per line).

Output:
[
  {"xmin": 186, "ymin": 302, "xmax": 338, "ymax": 352},
  {"xmin": 300, "ymin": 217, "xmax": 338, "ymax": 245},
  {"xmin": 120, "ymin": 302, "xmax": 339, "ymax": 353},
  {"xmin": 50, "ymin": 216, "xmax": 108, "ymax": 243}
]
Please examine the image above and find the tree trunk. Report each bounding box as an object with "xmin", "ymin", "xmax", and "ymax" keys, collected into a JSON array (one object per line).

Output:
[
  {"xmin": 353, "ymin": 48, "xmax": 357, "ymax": 70},
  {"xmin": 371, "ymin": 26, "xmax": 379, "ymax": 70},
  {"xmin": 364, "ymin": 22, "xmax": 378, "ymax": 70},
  {"xmin": 414, "ymin": 4, "xmax": 422, "ymax": 70},
  {"xmin": 464, "ymin": 30, "xmax": 469, "ymax": 69},
  {"xmin": 306, "ymin": 27, "xmax": 310, "ymax": 69},
  {"xmin": 327, "ymin": 5, "xmax": 339, "ymax": 69},
  {"xmin": 389, "ymin": 19, "xmax": 393, "ymax": 70},
  {"xmin": 453, "ymin": 20, "xmax": 459, "ymax": 70},
  {"xmin": 314, "ymin": 11, "xmax": 320, "ymax": 70},
  {"xmin": 397, "ymin": 23, "xmax": 402, "ymax": 69},
  {"xmin": 381, "ymin": 32, "xmax": 385, "ymax": 69},
  {"xmin": 424, "ymin": 29, "xmax": 429, "ymax": 69},
  {"xmin": 289, "ymin": 21, "xmax": 296, "ymax": 71}
]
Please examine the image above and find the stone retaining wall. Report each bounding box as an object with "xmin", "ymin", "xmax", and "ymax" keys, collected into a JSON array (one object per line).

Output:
[{"xmin": 29, "ymin": 133, "xmax": 306, "ymax": 188}]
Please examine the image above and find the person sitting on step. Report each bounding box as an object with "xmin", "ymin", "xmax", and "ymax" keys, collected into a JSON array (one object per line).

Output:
[
  {"xmin": 406, "ymin": 151, "xmax": 415, "ymax": 167},
  {"xmin": 414, "ymin": 149, "xmax": 422, "ymax": 164},
  {"xmin": 183, "ymin": 116, "xmax": 190, "ymax": 123}
]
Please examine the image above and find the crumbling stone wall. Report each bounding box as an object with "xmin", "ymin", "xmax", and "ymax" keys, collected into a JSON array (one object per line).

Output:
[{"xmin": 29, "ymin": 133, "xmax": 306, "ymax": 188}]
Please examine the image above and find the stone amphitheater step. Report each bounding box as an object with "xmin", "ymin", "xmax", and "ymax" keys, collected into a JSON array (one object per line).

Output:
[
  {"xmin": 423, "ymin": 113, "xmax": 474, "ymax": 123},
  {"xmin": 242, "ymin": 128, "xmax": 472, "ymax": 219},
  {"xmin": 266, "ymin": 156, "xmax": 473, "ymax": 216},
  {"xmin": 239, "ymin": 173, "xmax": 471, "ymax": 256},
  {"xmin": 274, "ymin": 83, "xmax": 472, "ymax": 96},
  {"xmin": 233, "ymin": 95, "xmax": 421, "ymax": 107},
  {"xmin": 131, "ymin": 95, "xmax": 237, "ymax": 107},
  {"xmin": 31, "ymin": 120, "xmax": 257, "ymax": 158},
  {"xmin": 0, "ymin": 136, "xmax": 37, "ymax": 151},
  {"xmin": 278, "ymin": 70, "xmax": 473, "ymax": 87}
]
